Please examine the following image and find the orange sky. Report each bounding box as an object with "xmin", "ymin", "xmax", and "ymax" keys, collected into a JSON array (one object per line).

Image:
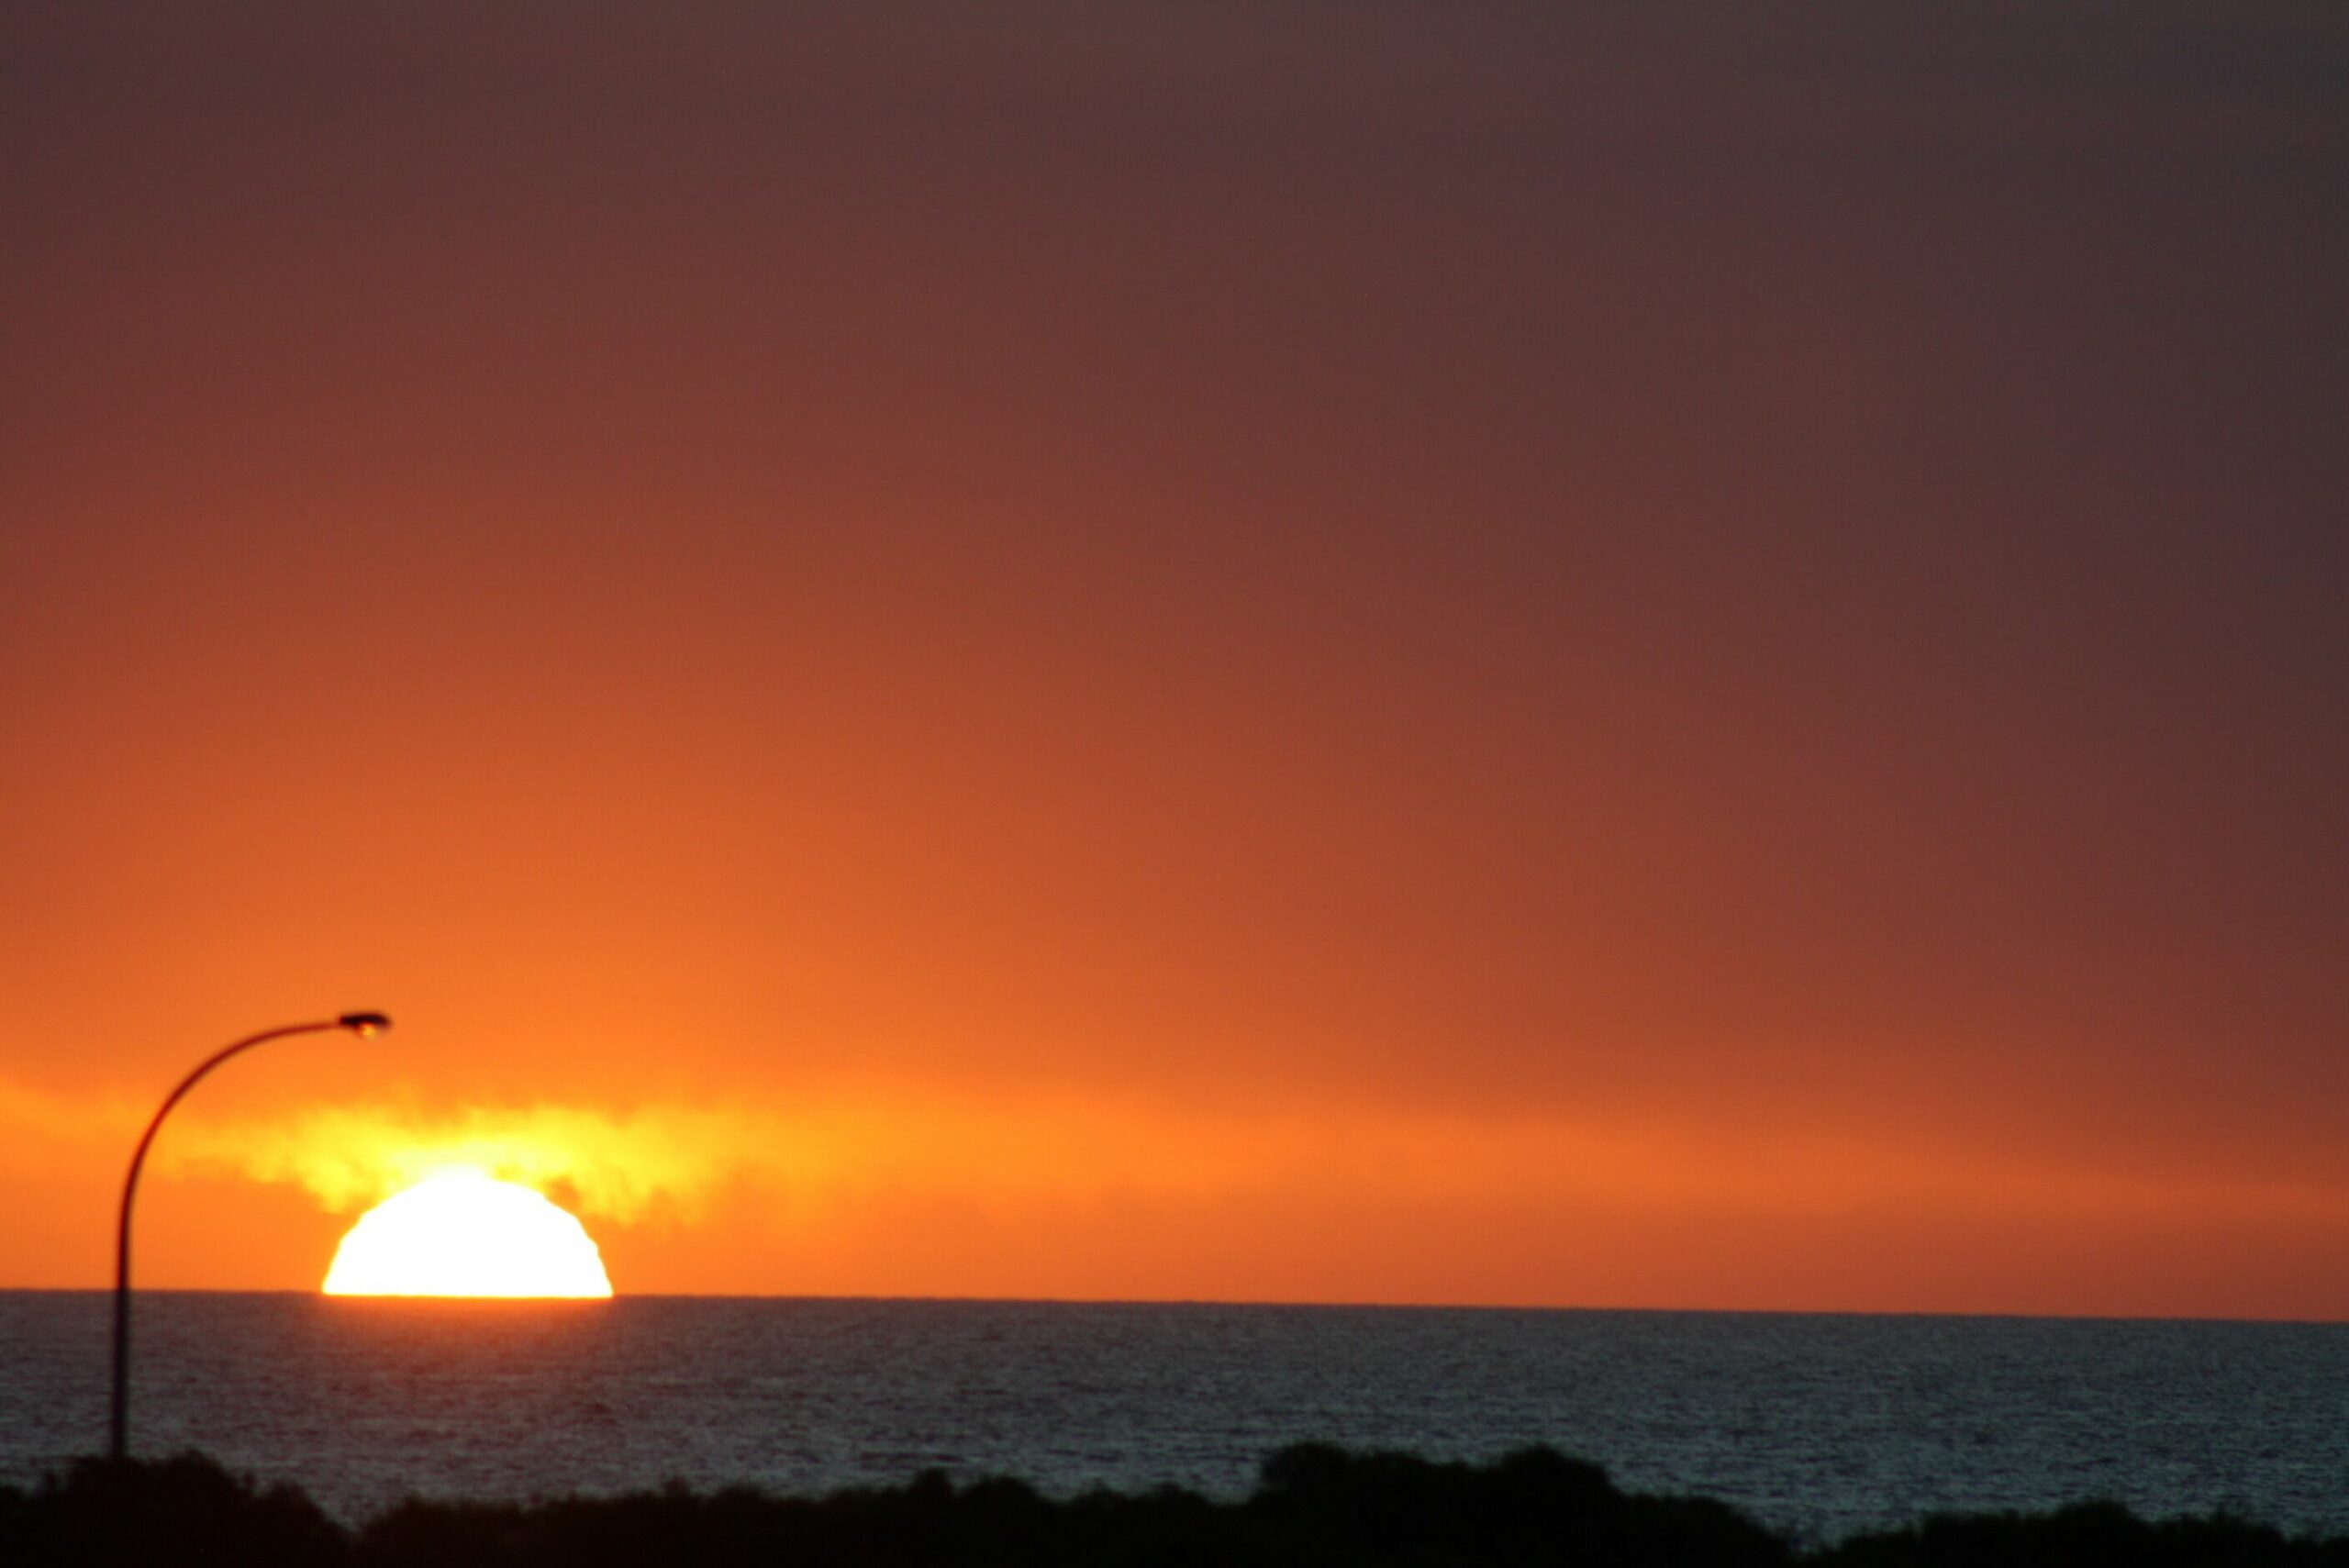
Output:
[{"xmin": 1, "ymin": 2, "xmax": 2343, "ymax": 1318}]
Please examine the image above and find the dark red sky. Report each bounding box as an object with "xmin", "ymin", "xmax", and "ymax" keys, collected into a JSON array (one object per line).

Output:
[{"xmin": 1, "ymin": 2, "xmax": 2342, "ymax": 1313}]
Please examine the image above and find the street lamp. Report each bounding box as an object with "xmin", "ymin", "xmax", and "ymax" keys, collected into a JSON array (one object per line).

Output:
[{"xmin": 109, "ymin": 1011, "xmax": 392, "ymax": 1462}]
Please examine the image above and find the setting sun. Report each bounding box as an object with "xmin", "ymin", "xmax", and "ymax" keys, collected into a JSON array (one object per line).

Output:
[{"xmin": 322, "ymin": 1172, "xmax": 614, "ymax": 1298}]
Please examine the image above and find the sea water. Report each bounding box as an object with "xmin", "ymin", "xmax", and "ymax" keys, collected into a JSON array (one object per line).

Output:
[{"xmin": 2, "ymin": 1292, "xmax": 2344, "ymax": 1543}]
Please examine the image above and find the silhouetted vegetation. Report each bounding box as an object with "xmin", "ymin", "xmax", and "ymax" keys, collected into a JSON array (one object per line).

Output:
[{"xmin": 7, "ymin": 1445, "xmax": 2348, "ymax": 1567}]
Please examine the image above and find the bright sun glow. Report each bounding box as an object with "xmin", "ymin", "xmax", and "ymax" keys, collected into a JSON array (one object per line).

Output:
[{"xmin": 322, "ymin": 1171, "xmax": 614, "ymax": 1297}]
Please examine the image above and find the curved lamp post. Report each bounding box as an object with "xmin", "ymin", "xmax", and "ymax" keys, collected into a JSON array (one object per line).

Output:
[{"xmin": 110, "ymin": 1011, "xmax": 392, "ymax": 1462}]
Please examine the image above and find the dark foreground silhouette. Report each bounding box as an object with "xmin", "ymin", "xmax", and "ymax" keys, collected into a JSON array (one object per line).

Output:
[{"xmin": 8, "ymin": 1444, "xmax": 2347, "ymax": 1568}]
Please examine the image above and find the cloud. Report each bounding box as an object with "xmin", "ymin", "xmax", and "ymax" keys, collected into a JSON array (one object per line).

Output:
[
  {"xmin": 158, "ymin": 1100, "xmax": 768, "ymax": 1221},
  {"xmin": 0, "ymin": 1077, "xmax": 140, "ymax": 1165},
  {"xmin": 5, "ymin": 1073, "xmax": 2344, "ymax": 1234}
]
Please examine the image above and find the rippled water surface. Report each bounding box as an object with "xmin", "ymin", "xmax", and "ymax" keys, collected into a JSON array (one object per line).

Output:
[{"xmin": 4, "ymin": 1293, "xmax": 2346, "ymax": 1541}]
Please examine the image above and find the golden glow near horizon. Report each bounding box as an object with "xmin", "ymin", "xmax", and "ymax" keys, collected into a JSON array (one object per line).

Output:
[{"xmin": 322, "ymin": 1171, "xmax": 615, "ymax": 1298}]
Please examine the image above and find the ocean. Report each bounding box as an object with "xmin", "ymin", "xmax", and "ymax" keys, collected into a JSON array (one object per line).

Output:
[{"xmin": 2, "ymin": 1292, "xmax": 2344, "ymax": 1543}]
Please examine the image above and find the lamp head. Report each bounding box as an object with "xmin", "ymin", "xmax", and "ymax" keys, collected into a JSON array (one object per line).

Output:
[{"xmin": 337, "ymin": 1012, "xmax": 392, "ymax": 1040}]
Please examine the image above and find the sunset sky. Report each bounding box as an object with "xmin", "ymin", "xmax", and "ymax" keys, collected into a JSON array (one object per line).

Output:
[{"xmin": 2, "ymin": 2, "xmax": 2341, "ymax": 1318}]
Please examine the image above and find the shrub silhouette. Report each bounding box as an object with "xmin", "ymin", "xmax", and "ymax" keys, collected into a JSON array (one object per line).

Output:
[
  {"xmin": 8, "ymin": 1445, "xmax": 2348, "ymax": 1567},
  {"xmin": 1815, "ymin": 1502, "xmax": 2349, "ymax": 1568},
  {"xmin": 0, "ymin": 1452, "xmax": 345, "ymax": 1568},
  {"xmin": 1247, "ymin": 1441, "xmax": 1789, "ymax": 1567}
]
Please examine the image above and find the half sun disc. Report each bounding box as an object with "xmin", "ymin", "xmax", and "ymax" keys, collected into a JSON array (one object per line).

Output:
[{"xmin": 323, "ymin": 1172, "xmax": 614, "ymax": 1298}]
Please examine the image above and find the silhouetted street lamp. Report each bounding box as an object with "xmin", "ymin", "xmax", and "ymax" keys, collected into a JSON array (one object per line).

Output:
[{"xmin": 109, "ymin": 1012, "xmax": 392, "ymax": 1462}]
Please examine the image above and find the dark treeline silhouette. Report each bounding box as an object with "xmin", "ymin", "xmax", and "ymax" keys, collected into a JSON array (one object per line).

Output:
[{"xmin": 7, "ymin": 1444, "xmax": 2347, "ymax": 1568}]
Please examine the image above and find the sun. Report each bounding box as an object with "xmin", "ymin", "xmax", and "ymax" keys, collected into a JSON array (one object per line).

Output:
[{"xmin": 322, "ymin": 1170, "xmax": 614, "ymax": 1298}]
